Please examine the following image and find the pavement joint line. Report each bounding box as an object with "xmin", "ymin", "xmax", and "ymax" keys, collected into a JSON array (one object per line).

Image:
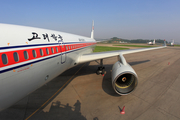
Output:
[
  {"xmin": 134, "ymin": 59, "xmax": 180, "ymax": 119},
  {"xmin": 157, "ymin": 107, "xmax": 180, "ymax": 119},
  {"xmin": 25, "ymin": 63, "xmax": 86, "ymax": 120},
  {"xmin": 71, "ymin": 83, "xmax": 82, "ymax": 101}
]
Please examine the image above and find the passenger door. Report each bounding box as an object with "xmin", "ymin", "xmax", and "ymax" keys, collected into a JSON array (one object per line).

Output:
[{"xmin": 58, "ymin": 40, "xmax": 66, "ymax": 64}]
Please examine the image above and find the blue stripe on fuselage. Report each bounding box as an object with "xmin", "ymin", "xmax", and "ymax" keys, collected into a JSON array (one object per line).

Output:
[
  {"xmin": 0, "ymin": 45, "xmax": 94, "ymax": 74},
  {"xmin": 0, "ymin": 42, "xmax": 94, "ymax": 50}
]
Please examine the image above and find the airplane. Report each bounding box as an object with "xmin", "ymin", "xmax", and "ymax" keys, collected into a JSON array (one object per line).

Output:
[
  {"xmin": 0, "ymin": 22, "xmax": 166, "ymax": 111},
  {"xmin": 147, "ymin": 39, "xmax": 155, "ymax": 45},
  {"xmin": 170, "ymin": 39, "xmax": 174, "ymax": 46}
]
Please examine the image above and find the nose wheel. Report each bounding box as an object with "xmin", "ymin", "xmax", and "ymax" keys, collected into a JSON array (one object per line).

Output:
[{"xmin": 96, "ymin": 59, "xmax": 106, "ymax": 75}]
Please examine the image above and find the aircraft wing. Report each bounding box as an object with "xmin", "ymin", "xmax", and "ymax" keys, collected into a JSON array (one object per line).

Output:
[{"xmin": 78, "ymin": 46, "xmax": 166, "ymax": 63}]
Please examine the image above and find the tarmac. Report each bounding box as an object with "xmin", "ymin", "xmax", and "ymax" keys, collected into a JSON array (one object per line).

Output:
[{"xmin": 1, "ymin": 46, "xmax": 180, "ymax": 120}]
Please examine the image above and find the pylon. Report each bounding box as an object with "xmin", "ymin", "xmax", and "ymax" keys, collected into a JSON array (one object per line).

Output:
[{"xmin": 120, "ymin": 106, "xmax": 125, "ymax": 114}]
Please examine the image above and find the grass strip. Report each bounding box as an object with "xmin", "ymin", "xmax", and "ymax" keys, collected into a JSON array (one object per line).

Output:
[
  {"xmin": 93, "ymin": 46, "xmax": 129, "ymax": 52},
  {"xmin": 174, "ymin": 45, "xmax": 180, "ymax": 47},
  {"xmin": 114, "ymin": 44, "xmax": 157, "ymax": 48}
]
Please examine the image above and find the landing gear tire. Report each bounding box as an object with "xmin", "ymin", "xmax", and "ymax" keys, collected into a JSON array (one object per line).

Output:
[
  {"xmin": 96, "ymin": 67, "xmax": 105, "ymax": 75},
  {"xmin": 96, "ymin": 70, "xmax": 101, "ymax": 75}
]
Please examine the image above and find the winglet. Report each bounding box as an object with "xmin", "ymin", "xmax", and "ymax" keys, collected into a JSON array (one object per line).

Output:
[{"xmin": 91, "ymin": 20, "xmax": 94, "ymax": 39}]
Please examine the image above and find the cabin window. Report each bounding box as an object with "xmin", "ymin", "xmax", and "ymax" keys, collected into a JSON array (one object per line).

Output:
[
  {"xmin": 66, "ymin": 46, "xmax": 68, "ymax": 50},
  {"xmin": 2, "ymin": 54, "xmax": 8, "ymax": 65},
  {"xmin": 71, "ymin": 46, "xmax": 72, "ymax": 49},
  {"xmin": 46, "ymin": 48, "xmax": 49, "ymax": 55},
  {"xmin": 13, "ymin": 52, "xmax": 19, "ymax": 62},
  {"xmin": 69, "ymin": 46, "xmax": 70, "ymax": 49},
  {"xmin": 24, "ymin": 51, "xmax": 29, "ymax": 60},
  {"xmin": 40, "ymin": 49, "xmax": 43, "ymax": 56},
  {"xmin": 51, "ymin": 47, "xmax": 54, "ymax": 53},
  {"xmin": 32, "ymin": 50, "xmax": 37, "ymax": 58},
  {"xmin": 56, "ymin": 47, "xmax": 58, "ymax": 52}
]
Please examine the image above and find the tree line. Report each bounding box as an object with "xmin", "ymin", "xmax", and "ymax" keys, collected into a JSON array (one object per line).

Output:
[{"xmin": 106, "ymin": 37, "xmax": 167, "ymax": 44}]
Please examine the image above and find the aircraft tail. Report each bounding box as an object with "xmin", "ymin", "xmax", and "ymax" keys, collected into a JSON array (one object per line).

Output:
[
  {"xmin": 153, "ymin": 39, "xmax": 155, "ymax": 44},
  {"xmin": 164, "ymin": 39, "xmax": 166, "ymax": 46},
  {"xmin": 91, "ymin": 20, "xmax": 94, "ymax": 39}
]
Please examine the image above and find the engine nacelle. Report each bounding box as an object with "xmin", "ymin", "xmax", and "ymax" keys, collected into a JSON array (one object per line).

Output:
[{"xmin": 111, "ymin": 54, "xmax": 138, "ymax": 95}]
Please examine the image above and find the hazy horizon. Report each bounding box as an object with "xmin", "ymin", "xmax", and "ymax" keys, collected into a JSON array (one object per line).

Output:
[{"xmin": 0, "ymin": 0, "xmax": 180, "ymax": 43}]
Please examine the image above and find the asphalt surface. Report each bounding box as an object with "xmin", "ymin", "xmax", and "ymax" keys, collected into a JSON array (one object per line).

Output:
[{"xmin": 1, "ymin": 47, "xmax": 180, "ymax": 120}]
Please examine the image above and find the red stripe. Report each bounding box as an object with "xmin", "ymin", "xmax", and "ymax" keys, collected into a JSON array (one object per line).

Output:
[{"xmin": 0, "ymin": 42, "xmax": 96, "ymax": 68}]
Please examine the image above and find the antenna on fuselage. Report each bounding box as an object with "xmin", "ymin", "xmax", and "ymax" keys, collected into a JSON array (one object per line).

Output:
[{"xmin": 91, "ymin": 20, "xmax": 94, "ymax": 39}]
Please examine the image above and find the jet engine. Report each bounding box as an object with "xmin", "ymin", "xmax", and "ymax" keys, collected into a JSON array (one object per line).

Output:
[{"xmin": 111, "ymin": 54, "xmax": 138, "ymax": 95}]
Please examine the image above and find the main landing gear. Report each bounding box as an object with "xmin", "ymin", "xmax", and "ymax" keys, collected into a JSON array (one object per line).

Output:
[{"xmin": 96, "ymin": 59, "xmax": 106, "ymax": 76}]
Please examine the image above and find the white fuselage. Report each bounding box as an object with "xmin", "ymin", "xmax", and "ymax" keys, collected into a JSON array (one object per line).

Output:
[
  {"xmin": 147, "ymin": 39, "xmax": 155, "ymax": 45},
  {"xmin": 0, "ymin": 24, "xmax": 96, "ymax": 111},
  {"xmin": 171, "ymin": 40, "xmax": 174, "ymax": 46}
]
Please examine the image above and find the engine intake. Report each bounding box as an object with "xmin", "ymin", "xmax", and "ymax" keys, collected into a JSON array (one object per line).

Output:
[{"xmin": 111, "ymin": 54, "xmax": 138, "ymax": 95}]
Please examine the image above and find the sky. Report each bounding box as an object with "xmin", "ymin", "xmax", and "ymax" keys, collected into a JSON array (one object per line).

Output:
[{"xmin": 0, "ymin": 0, "xmax": 180, "ymax": 42}]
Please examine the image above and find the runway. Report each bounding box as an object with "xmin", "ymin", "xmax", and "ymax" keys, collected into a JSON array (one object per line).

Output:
[{"xmin": 1, "ymin": 47, "xmax": 180, "ymax": 120}]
